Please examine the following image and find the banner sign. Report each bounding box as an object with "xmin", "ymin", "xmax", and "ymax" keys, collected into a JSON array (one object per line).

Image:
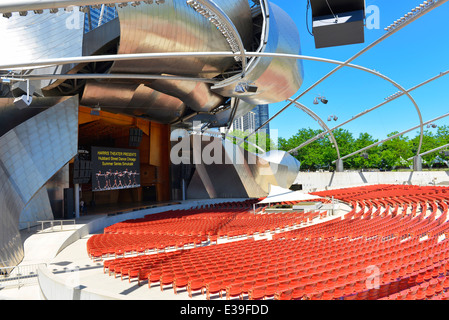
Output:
[{"xmin": 91, "ymin": 146, "xmax": 140, "ymax": 191}]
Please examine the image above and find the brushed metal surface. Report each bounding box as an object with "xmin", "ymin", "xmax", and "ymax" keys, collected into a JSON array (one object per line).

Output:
[
  {"xmin": 75, "ymin": 0, "xmax": 257, "ymax": 121},
  {"xmin": 0, "ymin": 11, "xmax": 84, "ymax": 67},
  {"xmin": 186, "ymin": 136, "xmax": 300, "ymax": 199},
  {"xmin": 254, "ymin": 150, "xmax": 301, "ymax": 192},
  {"xmin": 81, "ymin": 80, "xmax": 187, "ymax": 123},
  {"xmin": 107, "ymin": 0, "xmax": 254, "ymax": 116},
  {"xmin": 112, "ymin": 0, "xmax": 252, "ymax": 76},
  {"xmin": 211, "ymin": 2, "xmax": 304, "ymax": 105},
  {"xmin": 0, "ymin": 96, "xmax": 78, "ymax": 267},
  {"xmin": 0, "ymin": 1, "xmax": 304, "ymax": 125}
]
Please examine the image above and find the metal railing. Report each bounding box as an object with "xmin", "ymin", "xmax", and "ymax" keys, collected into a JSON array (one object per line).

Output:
[
  {"xmin": 37, "ymin": 220, "xmax": 77, "ymax": 232},
  {"xmin": 0, "ymin": 263, "xmax": 46, "ymax": 289}
]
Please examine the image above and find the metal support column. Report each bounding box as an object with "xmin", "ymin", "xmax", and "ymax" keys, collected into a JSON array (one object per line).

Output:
[
  {"xmin": 336, "ymin": 159, "xmax": 344, "ymax": 172},
  {"xmin": 74, "ymin": 183, "xmax": 80, "ymax": 219},
  {"xmin": 413, "ymin": 156, "xmax": 423, "ymax": 172}
]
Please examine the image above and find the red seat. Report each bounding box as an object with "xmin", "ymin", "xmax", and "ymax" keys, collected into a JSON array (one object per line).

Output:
[
  {"xmin": 206, "ymin": 280, "xmax": 225, "ymax": 300},
  {"xmin": 275, "ymin": 289, "xmax": 293, "ymax": 300},
  {"xmin": 173, "ymin": 275, "xmax": 190, "ymax": 294},
  {"xmin": 160, "ymin": 273, "xmax": 176, "ymax": 291},
  {"xmin": 226, "ymin": 282, "xmax": 245, "ymax": 300}
]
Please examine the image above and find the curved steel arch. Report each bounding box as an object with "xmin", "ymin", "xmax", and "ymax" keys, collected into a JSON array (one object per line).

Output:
[
  {"xmin": 332, "ymin": 112, "xmax": 449, "ymax": 164},
  {"xmin": 407, "ymin": 143, "xmax": 449, "ymax": 162},
  {"xmin": 286, "ymin": 98, "xmax": 341, "ymax": 160},
  {"xmin": 238, "ymin": 0, "xmax": 449, "ymax": 153},
  {"xmin": 288, "ymin": 70, "xmax": 449, "ymax": 155}
]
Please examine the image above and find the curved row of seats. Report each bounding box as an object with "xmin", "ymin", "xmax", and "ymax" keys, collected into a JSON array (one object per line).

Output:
[
  {"xmin": 86, "ymin": 201, "xmax": 315, "ymax": 260},
  {"xmin": 89, "ymin": 184, "xmax": 449, "ymax": 300}
]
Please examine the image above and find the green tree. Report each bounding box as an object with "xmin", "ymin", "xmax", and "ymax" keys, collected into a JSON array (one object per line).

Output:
[
  {"xmin": 350, "ymin": 132, "xmax": 380, "ymax": 169},
  {"xmin": 410, "ymin": 129, "xmax": 439, "ymax": 166},
  {"xmin": 226, "ymin": 130, "xmax": 275, "ymax": 154},
  {"xmin": 379, "ymin": 132, "xmax": 412, "ymax": 170},
  {"xmin": 278, "ymin": 128, "xmax": 328, "ymax": 171}
]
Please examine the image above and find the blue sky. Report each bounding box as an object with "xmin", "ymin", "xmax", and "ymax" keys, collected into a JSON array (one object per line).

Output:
[{"xmin": 266, "ymin": 0, "xmax": 449, "ymax": 142}]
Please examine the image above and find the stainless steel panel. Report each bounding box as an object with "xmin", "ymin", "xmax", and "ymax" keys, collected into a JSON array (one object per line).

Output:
[
  {"xmin": 127, "ymin": 84, "xmax": 186, "ymax": 122},
  {"xmin": 147, "ymin": 79, "xmax": 223, "ymax": 112},
  {"xmin": 81, "ymin": 81, "xmax": 139, "ymax": 108},
  {"xmin": 112, "ymin": 0, "xmax": 253, "ymax": 76},
  {"xmin": 0, "ymin": 11, "xmax": 84, "ymax": 66},
  {"xmin": 0, "ymin": 96, "xmax": 75, "ymax": 137},
  {"xmin": 252, "ymin": 150, "xmax": 301, "ymax": 193},
  {"xmin": 0, "ymin": 1, "xmax": 304, "ymax": 127},
  {"xmin": 186, "ymin": 137, "xmax": 300, "ymax": 199},
  {"xmin": 81, "ymin": 81, "xmax": 187, "ymax": 123},
  {"xmin": 19, "ymin": 187, "xmax": 53, "ymax": 230},
  {"xmin": 0, "ymin": 96, "xmax": 78, "ymax": 267},
  {"xmin": 101, "ymin": 0, "xmax": 254, "ymax": 117},
  {"xmin": 211, "ymin": 2, "xmax": 304, "ymax": 105},
  {"xmin": 0, "ymin": 10, "xmax": 84, "ymax": 90}
]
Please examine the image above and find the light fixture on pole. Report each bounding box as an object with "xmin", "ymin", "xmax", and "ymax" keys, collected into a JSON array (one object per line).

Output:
[
  {"xmin": 1, "ymin": 76, "xmax": 34, "ymax": 109},
  {"xmin": 384, "ymin": 0, "xmax": 437, "ymax": 32}
]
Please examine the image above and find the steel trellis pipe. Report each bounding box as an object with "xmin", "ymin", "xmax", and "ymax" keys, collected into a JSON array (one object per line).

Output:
[
  {"xmin": 240, "ymin": 0, "xmax": 448, "ymax": 152},
  {"xmin": 2, "ymin": 51, "xmax": 425, "ymax": 156},
  {"xmin": 287, "ymin": 98, "xmax": 341, "ymax": 160},
  {"xmin": 288, "ymin": 70, "xmax": 449, "ymax": 155},
  {"xmin": 333, "ymin": 112, "xmax": 449, "ymax": 163}
]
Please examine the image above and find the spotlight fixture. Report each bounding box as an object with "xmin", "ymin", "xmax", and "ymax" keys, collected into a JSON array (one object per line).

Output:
[
  {"xmin": 384, "ymin": 0, "xmax": 437, "ymax": 32},
  {"xmin": 384, "ymin": 91, "xmax": 403, "ymax": 101},
  {"xmin": 13, "ymin": 95, "xmax": 33, "ymax": 109},
  {"xmin": 2, "ymin": 12, "xmax": 12, "ymax": 18},
  {"xmin": 361, "ymin": 152, "xmax": 369, "ymax": 160},
  {"xmin": 427, "ymin": 123, "xmax": 438, "ymax": 129},
  {"xmin": 234, "ymin": 82, "xmax": 258, "ymax": 94},
  {"xmin": 313, "ymin": 95, "xmax": 328, "ymax": 105},
  {"xmin": 1, "ymin": 77, "xmax": 34, "ymax": 109},
  {"xmin": 327, "ymin": 115, "xmax": 338, "ymax": 122},
  {"xmin": 187, "ymin": 0, "xmax": 241, "ymax": 61}
]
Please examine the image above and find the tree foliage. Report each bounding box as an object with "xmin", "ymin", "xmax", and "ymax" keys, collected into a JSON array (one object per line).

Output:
[
  {"xmin": 226, "ymin": 130, "xmax": 276, "ymax": 154},
  {"xmin": 276, "ymin": 125, "xmax": 449, "ymax": 171}
]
